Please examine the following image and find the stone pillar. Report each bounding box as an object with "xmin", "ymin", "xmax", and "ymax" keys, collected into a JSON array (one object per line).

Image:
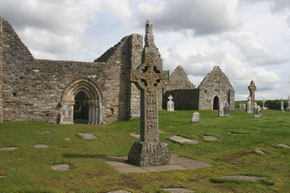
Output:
[
  {"xmin": 88, "ymin": 100, "xmax": 99, "ymax": 124},
  {"xmin": 248, "ymin": 80, "xmax": 256, "ymax": 111},
  {"xmin": 128, "ymin": 48, "xmax": 171, "ymax": 167},
  {"xmin": 218, "ymin": 102, "xmax": 224, "ymax": 117},
  {"xmin": 59, "ymin": 101, "xmax": 75, "ymax": 124}
]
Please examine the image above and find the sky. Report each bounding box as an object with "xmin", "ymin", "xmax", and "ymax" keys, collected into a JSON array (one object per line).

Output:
[{"xmin": 0, "ymin": 0, "xmax": 290, "ymax": 100}]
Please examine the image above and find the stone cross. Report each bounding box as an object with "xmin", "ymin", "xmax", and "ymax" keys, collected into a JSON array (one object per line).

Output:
[
  {"xmin": 218, "ymin": 102, "xmax": 224, "ymax": 117},
  {"xmin": 248, "ymin": 80, "xmax": 256, "ymax": 110},
  {"xmin": 167, "ymin": 95, "xmax": 174, "ymax": 111},
  {"xmin": 281, "ymin": 99, "xmax": 285, "ymax": 112},
  {"xmin": 128, "ymin": 49, "xmax": 171, "ymax": 166}
]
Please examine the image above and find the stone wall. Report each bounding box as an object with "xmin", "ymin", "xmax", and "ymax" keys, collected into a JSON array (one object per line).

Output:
[
  {"xmin": 0, "ymin": 18, "xmax": 3, "ymax": 122},
  {"xmin": 163, "ymin": 89, "xmax": 199, "ymax": 110},
  {"xmin": 0, "ymin": 17, "xmax": 144, "ymax": 124},
  {"xmin": 165, "ymin": 66, "xmax": 195, "ymax": 91},
  {"xmin": 198, "ymin": 66, "xmax": 235, "ymax": 110}
]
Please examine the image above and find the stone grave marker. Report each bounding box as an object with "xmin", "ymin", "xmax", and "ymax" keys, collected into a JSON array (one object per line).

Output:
[
  {"xmin": 0, "ymin": 147, "xmax": 18, "ymax": 151},
  {"xmin": 248, "ymin": 80, "xmax": 256, "ymax": 111},
  {"xmin": 51, "ymin": 164, "xmax": 70, "ymax": 171},
  {"xmin": 169, "ymin": 136, "xmax": 198, "ymax": 144},
  {"xmin": 287, "ymin": 96, "xmax": 290, "ymax": 112},
  {"xmin": 34, "ymin": 144, "xmax": 49, "ymax": 149},
  {"xmin": 203, "ymin": 136, "xmax": 218, "ymax": 141},
  {"xmin": 128, "ymin": 47, "xmax": 171, "ymax": 166},
  {"xmin": 162, "ymin": 188, "xmax": 196, "ymax": 193},
  {"xmin": 218, "ymin": 103, "xmax": 224, "ymax": 117},
  {"xmin": 224, "ymin": 102, "xmax": 230, "ymax": 116},
  {"xmin": 78, "ymin": 133, "xmax": 96, "ymax": 139},
  {"xmin": 219, "ymin": 175, "xmax": 267, "ymax": 181},
  {"xmin": 167, "ymin": 95, "xmax": 174, "ymax": 111},
  {"xmin": 190, "ymin": 112, "xmax": 200, "ymax": 123},
  {"xmin": 276, "ymin": 144, "xmax": 290, "ymax": 149},
  {"xmin": 281, "ymin": 99, "xmax": 285, "ymax": 112},
  {"xmin": 253, "ymin": 103, "xmax": 262, "ymax": 118},
  {"xmin": 247, "ymin": 95, "xmax": 253, "ymax": 113}
]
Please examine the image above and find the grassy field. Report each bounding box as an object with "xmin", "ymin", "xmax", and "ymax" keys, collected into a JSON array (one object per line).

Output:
[{"xmin": 0, "ymin": 110, "xmax": 289, "ymax": 193}]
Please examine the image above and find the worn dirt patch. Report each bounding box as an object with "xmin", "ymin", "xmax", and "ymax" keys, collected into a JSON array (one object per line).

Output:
[
  {"xmin": 117, "ymin": 175, "xmax": 142, "ymax": 190},
  {"xmin": 216, "ymin": 151, "xmax": 252, "ymax": 163}
]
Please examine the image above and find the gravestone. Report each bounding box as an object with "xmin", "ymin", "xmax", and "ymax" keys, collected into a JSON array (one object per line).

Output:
[
  {"xmin": 239, "ymin": 103, "xmax": 243, "ymax": 109},
  {"xmin": 262, "ymin": 99, "xmax": 267, "ymax": 110},
  {"xmin": 247, "ymin": 96, "xmax": 253, "ymax": 113},
  {"xmin": 281, "ymin": 99, "xmax": 285, "ymax": 112},
  {"xmin": 128, "ymin": 48, "xmax": 171, "ymax": 166},
  {"xmin": 224, "ymin": 102, "xmax": 230, "ymax": 116},
  {"xmin": 243, "ymin": 103, "xmax": 246, "ymax": 109},
  {"xmin": 167, "ymin": 95, "xmax": 174, "ymax": 111},
  {"xmin": 253, "ymin": 103, "xmax": 262, "ymax": 118},
  {"xmin": 287, "ymin": 96, "xmax": 290, "ymax": 112},
  {"xmin": 190, "ymin": 112, "xmax": 200, "ymax": 123},
  {"xmin": 218, "ymin": 102, "xmax": 224, "ymax": 117},
  {"xmin": 248, "ymin": 80, "xmax": 256, "ymax": 111}
]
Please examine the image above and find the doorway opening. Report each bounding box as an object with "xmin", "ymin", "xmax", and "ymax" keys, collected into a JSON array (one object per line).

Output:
[{"xmin": 213, "ymin": 96, "xmax": 219, "ymax": 110}]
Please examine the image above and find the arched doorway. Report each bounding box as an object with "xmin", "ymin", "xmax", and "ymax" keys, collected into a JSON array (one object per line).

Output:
[
  {"xmin": 59, "ymin": 79, "xmax": 102, "ymax": 124},
  {"xmin": 74, "ymin": 91, "xmax": 89, "ymax": 124},
  {"xmin": 213, "ymin": 96, "xmax": 219, "ymax": 110}
]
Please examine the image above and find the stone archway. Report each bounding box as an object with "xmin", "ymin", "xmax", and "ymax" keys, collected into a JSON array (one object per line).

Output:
[
  {"xmin": 59, "ymin": 79, "xmax": 103, "ymax": 124},
  {"xmin": 213, "ymin": 96, "xmax": 219, "ymax": 110}
]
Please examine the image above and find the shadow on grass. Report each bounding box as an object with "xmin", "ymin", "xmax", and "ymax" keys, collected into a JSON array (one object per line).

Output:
[{"xmin": 62, "ymin": 154, "xmax": 127, "ymax": 163}]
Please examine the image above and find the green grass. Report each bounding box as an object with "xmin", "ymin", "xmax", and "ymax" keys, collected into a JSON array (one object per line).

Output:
[{"xmin": 0, "ymin": 110, "xmax": 290, "ymax": 193}]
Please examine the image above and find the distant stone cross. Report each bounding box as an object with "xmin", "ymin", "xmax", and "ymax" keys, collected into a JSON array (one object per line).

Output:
[
  {"xmin": 248, "ymin": 80, "xmax": 256, "ymax": 107},
  {"xmin": 128, "ymin": 49, "xmax": 171, "ymax": 166},
  {"xmin": 168, "ymin": 95, "xmax": 173, "ymax": 101}
]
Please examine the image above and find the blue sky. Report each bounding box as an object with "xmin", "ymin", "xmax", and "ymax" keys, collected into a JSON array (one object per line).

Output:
[{"xmin": 0, "ymin": 0, "xmax": 289, "ymax": 100}]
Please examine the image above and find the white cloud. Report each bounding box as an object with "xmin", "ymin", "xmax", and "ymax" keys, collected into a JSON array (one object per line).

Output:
[
  {"xmin": 0, "ymin": 0, "xmax": 131, "ymax": 60},
  {"xmin": 228, "ymin": 32, "xmax": 290, "ymax": 65},
  {"xmin": 136, "ymin": 0, "xmax": 240, "ymax": 35}
]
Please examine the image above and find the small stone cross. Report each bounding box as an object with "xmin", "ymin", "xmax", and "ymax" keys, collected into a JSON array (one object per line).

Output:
[{"xmin": 168, "ymin": 95, "xmax": 173, "ymax": 101}]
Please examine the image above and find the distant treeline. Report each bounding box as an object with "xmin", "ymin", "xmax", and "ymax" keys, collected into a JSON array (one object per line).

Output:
[{"xmin": 235, "ymin": 100, "xmax": 289, "ymax": 110}]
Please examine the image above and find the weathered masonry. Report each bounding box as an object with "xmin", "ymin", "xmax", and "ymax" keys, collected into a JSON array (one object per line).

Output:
[
  {"xmin": 163, "ymin": 66, "xmax": 235, "ymax": 111},
  {"xmin": 0, "ymin": 17, "xmax": 164, "ymax": 124}
]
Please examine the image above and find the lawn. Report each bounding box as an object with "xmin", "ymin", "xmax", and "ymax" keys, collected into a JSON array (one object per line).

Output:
[{"xmin": 0, "ymin": 110, "xmax": 289, "ymax": 193}]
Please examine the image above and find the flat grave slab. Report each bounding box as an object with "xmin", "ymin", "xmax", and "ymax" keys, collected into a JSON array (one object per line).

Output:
[
  {"xmin": 254, "ymin": 148, "xmax": 267, "ymax": 155},
  {"xmin": 0, "ymin": 176, "xmax": 5, "ymax": 179},
  {"xmin": 41, "ymin": 130, "xmax": 51, "ymax": 134},
  {"xmin": 0, "ymin": 147, "xmax": 18, "ymax": 151},
  {"xmin": 169, "ymin": 136, "xmax": 198, "ymax": 144},
  {"xmin": 51, "ymin": 164, "xmax": 70, "ymax": 171},
  {"xmin": 276, "ymin": 144, "xmax": 290, "ymax": 149},
  {"xmin": 129, "ymin": 133, "xmax": 140, "ymax": 139},
  {"xmin": 163, "ymin": 188, "xmax": 196, "ymax": 193},
  {"xmin": 64, "ymin": 138, "xmax": 71, "ymax": 141},
  {"xmin": 107, "ymin": 190, "xmax": 131, "ymax": 193},
  {"xmin": 227, "ymin": 132, "xmax": 247, "ymax": 135},
  {"xmin": 34, "ymin": 144, "xmax": 49, "ymax": 149},
  {"xmin": 219, "ymin": 175, "xmax": 267, "ymax": 181},
  {"xmin": 78, "ymin": 133, "xmax": 96, "ymax": 139},
  {"xmin": 104, "ymin": 154, "xmax": 212, "ymax": 173},
  {"xmin": 203, "ymin": 136, "xmax": 218, "ymax": 141}
]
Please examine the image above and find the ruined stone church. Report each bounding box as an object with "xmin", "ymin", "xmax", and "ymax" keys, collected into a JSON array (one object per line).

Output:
[{"xmin": 0, "ymin": 17, "xmax": 235, "ymax": 124}]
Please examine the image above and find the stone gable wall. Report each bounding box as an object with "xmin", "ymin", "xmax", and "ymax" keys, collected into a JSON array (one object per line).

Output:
[
  {"xmin": 165, "ymin": 66, "xmax": 195, "ymax": 91},
  {"xmin": 198, "ymin": 66, "xmax": 235, "ymax": 110},
  {"xmin": 0, "ymin": 17, "xmax": 144, "ymax": 124}
]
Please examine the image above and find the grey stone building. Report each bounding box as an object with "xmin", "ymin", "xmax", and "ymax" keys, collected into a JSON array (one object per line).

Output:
[
  {"xmin": 0, "ymin": 17, "xmax": 164, "ymax": 124},
  {"xmin": 163, "ymin": 66, "xmax": 235, "ymax": 110}
]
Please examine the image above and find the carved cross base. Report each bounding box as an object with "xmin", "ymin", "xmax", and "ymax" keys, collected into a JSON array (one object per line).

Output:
[{"xmin": 128, "ymin": 141, "xmax": 172, "ymax": 167}]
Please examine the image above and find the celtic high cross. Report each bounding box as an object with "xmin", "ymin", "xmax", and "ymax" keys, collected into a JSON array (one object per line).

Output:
[{"xmin": 128, "ymin": 48, "xmax": 171, "ymax": 166}]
